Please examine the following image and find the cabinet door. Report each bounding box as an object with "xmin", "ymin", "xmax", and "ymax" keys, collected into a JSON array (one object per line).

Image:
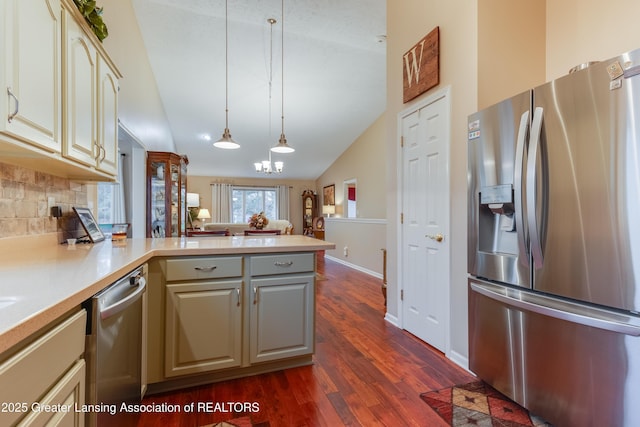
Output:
[
  {"xmin": 165, "ymin": 280, "xmax": 242, "ymax": 377},
  {"xmin": 96, "ymin": 55, "xmax": 118, "ymax": 175},
  {"xmin": 63, "ymin": 9, "xmax": 97, "ymax": 167},
  {"xmin": 250, "ymin": 274, "xmax": 315, "ymax": 364},
  {"xmin": 1, "ymin": 0, "xmax": 61, "ymax": 152},
  {"xmin": 17, "ymin": 360, "xmax": 85, "ymax": 427}
]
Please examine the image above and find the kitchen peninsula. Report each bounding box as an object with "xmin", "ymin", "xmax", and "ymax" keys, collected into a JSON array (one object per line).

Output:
[{"xmin": 0, "ymin": 235, "xmax": 334, "ymax": 407}]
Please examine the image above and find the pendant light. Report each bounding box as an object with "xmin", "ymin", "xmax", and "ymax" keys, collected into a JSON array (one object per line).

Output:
[
  {"xmin": 214, "ymin": 0, "xmax": 240, "ymax": 149},
  {"xmin": 271, "ymin": 0, "xmax": 294, "ymax": 154}
]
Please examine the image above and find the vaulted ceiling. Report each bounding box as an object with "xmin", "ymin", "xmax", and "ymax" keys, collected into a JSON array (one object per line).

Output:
[{"xmin": 131, "ymin": 0, "xmax": 386, "ymax": 179}]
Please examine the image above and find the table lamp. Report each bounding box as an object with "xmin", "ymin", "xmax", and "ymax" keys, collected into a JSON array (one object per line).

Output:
[{"xmin": 196, "ymin": 208, "xmax": 211, "ymax": 229}]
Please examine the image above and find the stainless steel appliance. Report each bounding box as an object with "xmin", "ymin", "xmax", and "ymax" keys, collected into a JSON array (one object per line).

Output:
[
  {"xmin": 84, "ymin": 265, "xmax": 146, "ymax": 427},
  {"xmin": 467, "ymin": 48, "xmax": 640, "ymax": 427}
]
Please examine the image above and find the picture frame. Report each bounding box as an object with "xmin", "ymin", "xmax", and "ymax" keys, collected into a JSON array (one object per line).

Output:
[
  {"xmin": 73, "ymin": 207, "xmax": 105, "ymax": 243},
  {"xmin": 323, "ymin": 184, "xmax": 335, "ymax": 206}
]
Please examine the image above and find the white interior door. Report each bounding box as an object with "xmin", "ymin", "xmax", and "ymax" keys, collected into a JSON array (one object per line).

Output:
[{"xmin": 401, "ymin": 90, "xmax": 450, "ymax": 353}]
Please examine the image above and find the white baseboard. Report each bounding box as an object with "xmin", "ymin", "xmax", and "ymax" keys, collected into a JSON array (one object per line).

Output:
[
  {"xmin": 324, "ymin": 255, "xmax": 383, "ymax": 280},
  {"xmin": 384, "ymin": 312, "xmax": 399, "ymax": 327},
  {"xmin": 447, "ymin": 350, "xmax": 470, "ymax": 372}
]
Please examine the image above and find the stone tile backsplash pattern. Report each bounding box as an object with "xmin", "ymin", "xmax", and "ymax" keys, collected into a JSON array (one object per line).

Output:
[{"xmin": 0, "ymin": 162, "xmax": 88, "ymax": 238}]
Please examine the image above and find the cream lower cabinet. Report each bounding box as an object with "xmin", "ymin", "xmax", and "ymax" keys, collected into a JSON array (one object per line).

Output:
[
  {"xmin": 249, "ymin": 253, "xmax": 315, "ymax": 363},
  {"xmin": 165, "ymin": 279, "xmax": 243, "ymax": 377},
  {"xmin": 0, "ymin": 310, "xmax": 86, "ymax": 427},
  {"xmin": 249, "ymin": 274, "xmax": 315, "ymax": 364},
  {"xmin": 147, "ymin": 252, "xmax": 316, "ymax": 387}
]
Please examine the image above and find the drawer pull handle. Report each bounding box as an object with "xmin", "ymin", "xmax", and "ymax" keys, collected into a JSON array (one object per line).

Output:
[
  {"xmin": 195, "ymin": 266, "xmax": 217, "ymax": 272},
  {"xmin": 274, "ymin": 261, "xmax": 293, "ymax": 267}
]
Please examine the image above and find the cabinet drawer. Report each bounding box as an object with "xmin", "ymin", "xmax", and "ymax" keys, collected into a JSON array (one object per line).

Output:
[
  {"xmin": 250, "ymin": 253, "xmax": 315, "ymax": 276},
  {"xmin": 165, "ymin": 256, "xmax": 243, "ymax": 281},
  {"xmin": 0, "ymin": 310, "xmax": 86, "ymax": 426}
]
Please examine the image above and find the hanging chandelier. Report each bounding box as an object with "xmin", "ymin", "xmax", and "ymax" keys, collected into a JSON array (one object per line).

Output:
[
  {"xmin": 255, "ymin": 18, "xmax": 284, "ymax": 174},
  {"xmin": 271, "ymin": 0, "xmax": 294, "ymax": 154},
  {"xmin": 254, "ymin": 151, "xmax": 284, "ymax": 174},
  {"xmin": 213, "ymin": 0, "xmax": 240, "ymax": 149}
]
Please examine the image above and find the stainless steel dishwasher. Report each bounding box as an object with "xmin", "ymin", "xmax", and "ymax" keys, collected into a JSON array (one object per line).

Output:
[{"xmin": 84, "ymin": 265, "xmax": 147, "ymax": 427}]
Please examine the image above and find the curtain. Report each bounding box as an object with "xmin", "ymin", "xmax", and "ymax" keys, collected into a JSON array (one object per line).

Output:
[
  {"xmin": 211, "ymin": 183, "xmax": 232, "ymax": 222},
  {"xmin": 277, "ymin": 185, "xmax": 290, "ymax": 221}
]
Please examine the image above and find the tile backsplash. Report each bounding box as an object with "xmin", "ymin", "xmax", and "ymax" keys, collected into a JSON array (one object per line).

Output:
[{"xmin": 0, "ymin": 162, "xmax": 88, "ymax": 239}]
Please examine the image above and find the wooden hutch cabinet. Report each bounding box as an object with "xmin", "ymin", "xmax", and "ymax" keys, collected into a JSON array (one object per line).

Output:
[
  {"xmin": 147, "ymin": 151, "xmax": 188, "ymax": 237},
  {"xmin": 301, "ymin": 190, "xmax": 317, "ymax": 236}
]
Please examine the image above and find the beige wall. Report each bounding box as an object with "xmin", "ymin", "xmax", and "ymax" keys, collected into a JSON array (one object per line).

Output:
[
  {"xmin": 478, "ymin": 0, "xmax": 546, "ymax": 108},
  {"xmin": 324, "ymin": 218, "xmax": 386, "ymax": 277},
  {"xmin": 187, "ymin": 176, "xmax": 316, "ymax": 235},
  {"xmin": 102, "ymin": 0, "xmax": 175, "ymax": 153},
  {"xmin": 316, "ymin": 114, "xmax": 387, "ymax": 219},
  {"xmin": 546, "ymin": 0, "xmax": 640, "ymax": 80}
]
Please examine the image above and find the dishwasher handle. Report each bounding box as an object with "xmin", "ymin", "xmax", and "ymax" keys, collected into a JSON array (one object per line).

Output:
[{"xmin": 100, "ymin": 276, "xmax": 146, "ymax": 320}]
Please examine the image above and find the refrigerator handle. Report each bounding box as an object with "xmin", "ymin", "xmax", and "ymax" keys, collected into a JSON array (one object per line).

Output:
[
  {"xmin": 526, "ymin": 107, "xmax": 544, "ymax": 268},
  {"xmin": 470, "ymin": 282, "xmax": 640, "ymax": 336},
  {"xmin": 514, "ymin": 110, "xmax": 529, "ymax": 266}
]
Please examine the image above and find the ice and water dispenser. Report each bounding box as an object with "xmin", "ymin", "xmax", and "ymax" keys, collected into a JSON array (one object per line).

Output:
[
  {"xmin": 474, "ymin": 183, "xmax": 525, "ymax": 285},
  {"xmin": 478, "ymin": 184, "xmax": 518, "ymax": 253}
]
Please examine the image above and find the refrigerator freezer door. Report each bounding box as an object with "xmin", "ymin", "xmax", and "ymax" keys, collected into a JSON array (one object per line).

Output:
[
  {"xmin": 532, "ymin": 50, "xmax": 640, "ymax": 312},
  {"xmin": 467, "ymin": 90, "xmax": 531, "ymax": 288},
  {"xmin": 469, "ymin": 278, "xmax": 640, "ymax": 427}
]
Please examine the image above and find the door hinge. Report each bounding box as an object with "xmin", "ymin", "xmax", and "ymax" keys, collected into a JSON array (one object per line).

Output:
[
  {"xmin": 400, "ymin": 213, "xmax": 403, "ymax": 224},
  {"xmin": 401, "ymin": 289, "xmax": 404, "ymax": 301},
  {"xmin": 400, "ymin": 136, "xmax": 404, "ymax": 148}
]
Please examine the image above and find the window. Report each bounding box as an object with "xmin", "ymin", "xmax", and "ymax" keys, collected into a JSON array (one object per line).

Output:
[
  {"xmin": 231, "ymin": 187, "xmax": 278, "ymax": 223},
  {"xmin": 97, "ymin": 182, "xmax": 116, "ymax": 225}
]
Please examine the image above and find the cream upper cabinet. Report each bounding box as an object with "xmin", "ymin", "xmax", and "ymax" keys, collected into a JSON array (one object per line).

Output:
[
  {"xmin": 97, "ymin": 56, "xmax": 119, "ymax": 175},
  {"xmin": 62, "ymin": 3, "xmax": 120, "ymax": 175},
  {"xmin": 62, "ymin": 8, "xmax": 97, "ymax": 167},
  {"xmin": 0, "ymin": 0, "xmax": 120, "ymax": 180},
  {"xmin": 0, "ymin": 0, "xmax": 62, "ymax": 152}
]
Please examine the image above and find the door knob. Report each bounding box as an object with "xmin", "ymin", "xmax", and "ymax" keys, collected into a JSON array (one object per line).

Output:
[{"xmin": 426, "ymin": 233, "xmax": 444, "ymax": 242}]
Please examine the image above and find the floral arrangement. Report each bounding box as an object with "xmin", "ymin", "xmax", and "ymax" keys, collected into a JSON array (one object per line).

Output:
[
  {"xmin": 73, "ymin": 0, "xmax": 109, "ymax": 42},
  {"xmin": 248, "ymin": 212, "xmax": 269, "ymax": 229}
]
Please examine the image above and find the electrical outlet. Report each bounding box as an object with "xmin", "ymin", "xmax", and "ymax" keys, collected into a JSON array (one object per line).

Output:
[{"xmin": 343, "ymin": 246, "xmax": 348, "ymax": 257}]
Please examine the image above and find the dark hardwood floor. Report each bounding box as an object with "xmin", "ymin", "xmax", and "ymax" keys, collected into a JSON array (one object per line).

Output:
[{"xmin": 137, "ymin": 256, "xmax": 474, "ymax": 427}]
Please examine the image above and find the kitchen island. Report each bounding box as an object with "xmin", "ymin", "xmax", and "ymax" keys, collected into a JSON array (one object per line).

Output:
[
  {"xmin": 0, "ymin": 234, "xmax": 334, "ymax": 425},
  {"xmin": 0, "ymin": 234, "xmax": 334, "ymax": 354}
]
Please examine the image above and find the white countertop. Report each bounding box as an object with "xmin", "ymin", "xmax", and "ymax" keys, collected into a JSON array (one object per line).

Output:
[{"xmin": 0, "ymin": 234, "xmax": 334, "ymax": 354}]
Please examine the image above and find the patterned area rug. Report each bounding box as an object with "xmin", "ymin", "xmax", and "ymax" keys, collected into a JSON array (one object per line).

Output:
[
  {"xmin": 420, "ymin": 381, "xmax": 552, "ymax": 426},
  {"xmin": 200, "ymin": 416, "xmax": 257, "ymax": 427}
]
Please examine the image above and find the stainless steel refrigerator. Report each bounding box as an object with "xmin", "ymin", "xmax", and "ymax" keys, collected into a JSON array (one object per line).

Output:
[{"xmin": 467, "ymin": 48, "xmax": 640, "ymax": 427}]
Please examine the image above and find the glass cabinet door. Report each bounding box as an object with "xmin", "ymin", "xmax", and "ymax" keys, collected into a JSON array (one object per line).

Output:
[
  {"xmin": 150, "ymin": 161, "xmax": 167, "ymax": 237},
  {"xmin": 170, "ymin": 163, "xmax": 179, "ymax": 237},
  {"xmin": 180, "ymin": 160, "xmax": 187, "ymax": 235}
]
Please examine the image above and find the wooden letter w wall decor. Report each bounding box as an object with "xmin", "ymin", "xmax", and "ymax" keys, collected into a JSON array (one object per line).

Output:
[{"xmin": 402, "ymin": 27, "xmax": 439, "ymax": 103}]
